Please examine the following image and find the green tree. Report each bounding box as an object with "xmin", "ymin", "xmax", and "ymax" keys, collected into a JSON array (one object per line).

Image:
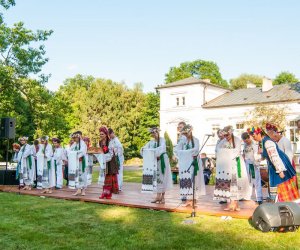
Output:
[
  {"xmin": 273, "ymin": 71, "xmax": 299, "ymax": 85},
  {"xmin": 164, "ymin": 131, "xmax": 176, "ymax": 167},
  {"xmin": 0, "ymin": 0, "xmax": 15, "ymax": 23},
  {"xmin": 165, "ymin": 59, "xmax": 228, "ymax": 88},
  {"xmin": 230, "ymin": 74, "xmax": 263, "ymax": 90}
]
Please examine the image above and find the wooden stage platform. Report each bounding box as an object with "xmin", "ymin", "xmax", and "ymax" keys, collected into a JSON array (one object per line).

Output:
[{"xmin": 0, "ymin": 183, "xmax": 263, "ymax": 219}]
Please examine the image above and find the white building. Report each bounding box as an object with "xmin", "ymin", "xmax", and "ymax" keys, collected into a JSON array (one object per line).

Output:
[{"xmin": 157, "ymin": 77, "xmax": 300, "ymax": 157}]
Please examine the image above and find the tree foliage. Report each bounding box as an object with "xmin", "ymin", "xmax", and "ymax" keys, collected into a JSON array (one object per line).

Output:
[
  {"xmin": 244, "ymin": 105, "xmax": 288, "ymax": 131},
  {"xmin": 230, "ymin": 74, "xmax": 263, "ymax": 90},
  {"xmin": 165, "ymin": 59, "xmax": 228, "ymax": 88},
  {"xmin": 273, "ymin": 71, "xmax": 299, "ymax": 85}
]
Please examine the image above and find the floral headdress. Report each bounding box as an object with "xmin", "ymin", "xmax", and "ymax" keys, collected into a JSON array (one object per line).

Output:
[
  {"xmin": 12, "ymin": 143, "xmax": 21, "ymax": 149},
  {"xmin": 18, "ymin": 136, "xmax": 28, "ymax": 142},
  {"xmin": 247, "ymin": 127, "xmax": 262, "ymax": 135},
  {"xmin": 265, "ymin": 123, "xmax": 278, "ymax": 132}
]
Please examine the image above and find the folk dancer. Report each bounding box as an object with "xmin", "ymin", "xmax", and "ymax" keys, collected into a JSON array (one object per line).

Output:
[
  {"xmin": 69, "ymin": 131, "xmax": 88, "ymax": 196},
  {"xmin": 265, "ymin": 123, "xmax": 298, "ymax": 189},
  {"xmin": 262, "ymin": 124, "xmax": 299, "ymax": 202},
  {"xmin": 83, "ymin": 137, "xmax": 93, "ymax": 186},
  {"xmin": 214, "ymin": 126, "xmax": 251, "ymax": 211},
  {"xmin": 37, "ymin": 136, "xmax": 55, "ymax": 193},
  {"xmin": 99, "ymin": 126, "xmax": 119, "ymax": 199},
  {"xmin": 140, "ymin": 127, "xmax": 173, "ymax": 204},
  {"xmin": 174, "ymin": 125, "xmax": 206, "ymax": 206},
  {"xmin": 52, "ymin": 138, "xmax": 67, "ymax": 189},
  {"xmin": 108, "ymin": 128, "xmax": 124, "ymax": 191},
  {"xmin": 31, "ymin": 139, "xmax": 39, "ymax": 188},
  {"xmin": 16, "ymin": 136, "xmax": 35, "ymax": 190},
  {"xmin": 242, "ymin": 131, "xmax": 263, "ymax": 204}
]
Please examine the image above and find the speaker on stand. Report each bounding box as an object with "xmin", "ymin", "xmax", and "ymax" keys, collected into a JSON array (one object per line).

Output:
[{"xmin": 0, "ymin": 118, "xmax": 16, "ymax": 185}]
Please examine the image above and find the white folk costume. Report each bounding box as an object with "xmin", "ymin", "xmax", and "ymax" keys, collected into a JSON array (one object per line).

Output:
[
  {"xmin": 141, "ymin": 138, "xmax": 173, "ymax": 193},
  {"xmin": 243, "ymin": 140, "xmax": 263, "ymax": 202},
  {"xmin": 87, "ymin": 153, "xmax": 93, "ymax": 186},
  {"xmin": 68, "ymin": 139, "xmax": 88, "ymax": 190},
  {"xmin": 109, "ymin": 137, "xmax": 124, "ymax": 191},
  {"xmin": 175, "ymin": 136, "xmax": 206, "ymax": 200},
  {"xmin": 37, "ymin": 143, "xmax": 55, "ymax": 189},
  {"xmin": 214, "ymin": 136, "xmax": 251, "ymax": 201},
  {"xmin": 277, "ymin": 136, "xmax": 293, "ymax": 163},
  {"xmin": 17, "ymin": 143, "xmax": 35, "ymax": 186},
  {"xmin": 52, "ymin": 147, "xmax": 67, "ymax": 188}
]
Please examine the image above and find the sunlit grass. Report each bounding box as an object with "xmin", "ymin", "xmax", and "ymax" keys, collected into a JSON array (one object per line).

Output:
[{"xmin": 1, "ymin": 192, "xmax": 300, "ymax": 249}]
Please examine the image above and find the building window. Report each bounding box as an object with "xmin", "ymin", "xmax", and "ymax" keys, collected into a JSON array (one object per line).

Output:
[
  {"xmin": 236, "ymin": 123, "xmax": 244, "ymax": 130},
  {"xmin": 176, "ymin": 97, "xmax": 179, "ymax": 106},
  {"xmin": 182, "ymin": 97, "xmax": 185, "ymax": 106},
  {"xmin": 289, "ymin": 120, "xmax": 299, "ymax": 143}
]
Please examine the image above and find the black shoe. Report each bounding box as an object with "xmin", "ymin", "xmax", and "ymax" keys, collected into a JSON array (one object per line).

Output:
[
  {"xmin": 219, "ymin": 201, "xmax": 227, "ymax": 204},
  {"xmin": 257, "ymin": 201, "xmax": 263, "ymax": 205}
]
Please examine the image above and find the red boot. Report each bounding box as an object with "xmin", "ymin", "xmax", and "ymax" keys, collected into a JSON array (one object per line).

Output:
[{"xmin": 99, "ymin": 186, "xmax": 111, "ymax": 199}]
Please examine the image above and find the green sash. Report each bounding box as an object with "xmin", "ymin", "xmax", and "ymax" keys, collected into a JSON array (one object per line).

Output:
[
  {"xmin": 81, "ymin": 156, "xmax": 86, "ymax": 172},
  {"xmin": 249, "ymin": 164, "xmax": 255, "ymax": 178},
  {"xmin": 236, "ymin": 157, "xmax": 242, "ymax": 178},
  {"xmin": 54, "ymin": 160, "xmax": 57, "ymax": 173},
  {"xmin": 192, "ymin": 157, "xmax": 199, "ymax": 176},
  {"xmin": 116, "ymin": 155, "xmax": 121, "ymax": 170},
  {"xmin": 27, "ymin": 156, "xmax": 32, "ymax": 170},
  {"xmin": 47, "ymin": 160, "xmax": 51, "ymax": 170},
  {"xmin": 159, "ymin": 153, "xmax": 166, "ymax": 174}
]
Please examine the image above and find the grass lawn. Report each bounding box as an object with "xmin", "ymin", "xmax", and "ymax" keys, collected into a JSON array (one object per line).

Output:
[{"xmin": 1, "ymin": 193, "xmax": 300, "ymax": 250}]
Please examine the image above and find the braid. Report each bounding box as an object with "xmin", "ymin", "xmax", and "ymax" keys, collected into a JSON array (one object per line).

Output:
[
  {"xmin": 157, "ymin": 132, "xmax": 160, "ymax": 147},
  {"xmin": 191, "ymin": 133, "xmax": 195, "ymax": 148},
  {"xmin": 79, "ymin": 137, "xmax": 81, "ymax": 150},
  {"xmin": 232, "ymin": 135, "xmax": 235, "ymax": 149}
]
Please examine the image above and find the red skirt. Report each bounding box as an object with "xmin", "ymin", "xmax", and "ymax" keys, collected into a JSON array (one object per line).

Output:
[
  {"xmin": 104, "ymin": 174, "xmax": 119, "ymax": 194},
  {"xmin": 292, "ymin": 160, "xmax": 299, "ymax": 190},
  {"xmin": 277, "ymin": 178, "xmax": 299, "ymax": 202}
]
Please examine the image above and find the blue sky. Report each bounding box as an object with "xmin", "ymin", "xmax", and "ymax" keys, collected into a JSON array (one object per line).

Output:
[{"xmin": 4, "ymin": 0, "xmax": 300, "ymax": 92}]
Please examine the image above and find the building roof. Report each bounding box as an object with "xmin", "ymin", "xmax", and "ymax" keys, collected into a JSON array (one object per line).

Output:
[
  {"xmin": 203, "ymin": 82, "xmax": 300, "ymax": 108},
  {"xmin": 156, "ymin": 77, "xmax": 229, "ymax": 90}
]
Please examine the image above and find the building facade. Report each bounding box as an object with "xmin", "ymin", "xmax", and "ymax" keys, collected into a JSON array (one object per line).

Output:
[{"xmin": 157, "ymin": 77, "xmax": 300, "ymax": 157}]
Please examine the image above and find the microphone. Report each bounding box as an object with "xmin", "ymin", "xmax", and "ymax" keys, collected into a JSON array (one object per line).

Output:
[{"xmin": 205, "ymin": 133, "xmax": 215, "ymax": 137}]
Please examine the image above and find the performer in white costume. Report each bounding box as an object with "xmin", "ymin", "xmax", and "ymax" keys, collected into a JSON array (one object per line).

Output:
[
  {"xmin": 31, "ymin": 139, "xmax": 40, "ymax": 188},
  {"xmin": 108, "ymin": 128, "xmax": 124, "ymax": 191},
  {"xmin": 16, "ymin": 136, "xmax": 35, "ymax": 190},
  {"xmin": 37, "ymin": 136, "xmax": 55, "ymax": 193},
  {"xmin": 52, "ymin": 138, "xmax": 67, "ymax": 189},
  {"xmin": 69, "ymin": 131, "xmax": 88, "ymax": 196},
  {"xmin": 83, "ymin": 137, "xmax": 93, "ymax": 186},
  {"xmin": 241, "ymin": 132, "xmax": 263, "ymax": 204},
  {"xmin": 214, "ymin": 126, "xmax": 251, "ymax": 211},
  {"xmin": 174, "ymin": 125, "xmax": 206, "ymax": 206},
  {"xmin": 141, "ymin": 127, "xmax": 173, "ymax": 204}
]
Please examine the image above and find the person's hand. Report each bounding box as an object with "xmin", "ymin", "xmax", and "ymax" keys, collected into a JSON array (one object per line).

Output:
[
  {"xmin": 279, "ymin": 172, "xmax": 285, "ymax": 179},
  {"xmin": 258, "ymin": 148, "xmax": 263, "ymax": 154}
]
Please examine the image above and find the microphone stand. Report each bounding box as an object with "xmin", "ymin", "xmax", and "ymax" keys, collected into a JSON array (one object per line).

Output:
[{"xmin": 186, "ymin": 134, "xmax": 213, "ymax": 218}]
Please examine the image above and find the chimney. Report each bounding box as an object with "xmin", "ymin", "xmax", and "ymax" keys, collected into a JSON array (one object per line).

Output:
[
  {"xmin": 246, "ymin": 82, "xmax": 256, "ymax": 88},
  {"xmin": 262, "ymin": 77, "xmax": 273, "ymax": 92}
]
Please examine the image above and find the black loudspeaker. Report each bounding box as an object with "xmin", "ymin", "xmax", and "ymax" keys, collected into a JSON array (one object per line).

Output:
[
  {"xmin": 0, "ymin": 118, "xmax": 16, "ymax": 139},
  {"xmin": 0, "ymin": 170, "xmax": 19, "ymax": 185},
  {"xmin": 252, "ymin": 202, "xmax": 300, "ymax": 232}
]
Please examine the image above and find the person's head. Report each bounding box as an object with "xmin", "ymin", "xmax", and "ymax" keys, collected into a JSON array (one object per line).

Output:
[
  {"xmin": 18, "ymin": 136, "xmax": 28, "ymax": 145},
  {"xmin": 223, "ymin": 126, "xmax": 233, "ymax": 141},
  {"xmin": 297, "ymin": 119, "xmax": 300, "ymax": 129},
  {"xmin": 241, "ymin": 132, "xmax": 251, "ymax": 145},
  {"xmin": 83, "ymin": 137, "xmax": 90, "ymax": 147},
  {"xmin": 52, "ymin": 138, "xmax": 61, "ymax": 148},
  {"xmin": 181, "ymin": 124, "xmax": 193, "ymax": 138},
  {"xmin": 33, "ymin": 139, "xmax": 39, "ymax": 146},
  {"xmin": 177, "ymin": 121, "xmax": 186, "ymax": 133},
  {"xmin": 248, "ymin": 127, "xmax": 264, "ymax": 142},
  {"xmin": 265, "ymin": 123, "xmax": 280, "ymax": 142},
  {"xmin": 217, "ymin": 129, "xmax": 225, "ymax": 140},
  {"xmin": 99, "ymin": 126, "xmax": 109, "ymax": 142},
  {"xmin": 71, "ymin": 132, "xmax": 81, "ymax": 143},
  {"xmin": 200, "ymin": 153, "xmax": 207, "ymax": 158},
  {"xmin": 40, "ymin": 136, "xmax": 49, "ymax": 145},
  {"xmin": 108, "ymin": 128, "xmax": 115, "ymax": 139},
  {"xmin": 149, "ymin": 127, "xmax": 160, "ymax": 139}
]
